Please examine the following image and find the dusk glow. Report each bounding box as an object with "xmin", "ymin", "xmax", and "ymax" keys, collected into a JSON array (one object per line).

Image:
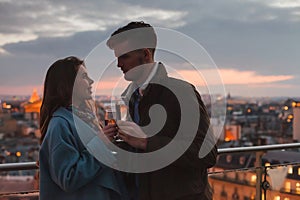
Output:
[{"xmin": 0, "ymin": 0, "xmax": 299, "ymax": 97}]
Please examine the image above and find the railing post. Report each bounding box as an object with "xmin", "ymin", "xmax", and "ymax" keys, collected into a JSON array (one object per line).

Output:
[{"xmin": 255, "ymin": 151, "xmax": 264, "ymax": 200}]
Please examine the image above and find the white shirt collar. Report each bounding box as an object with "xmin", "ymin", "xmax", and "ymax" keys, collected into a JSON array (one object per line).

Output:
[
  {"xmin": 138, "ymin": 62, "xmax": 158, "ymax": 95},
  {"xmin": 122, "ymin": 62, "xmax": 159, "ymax": 100}
]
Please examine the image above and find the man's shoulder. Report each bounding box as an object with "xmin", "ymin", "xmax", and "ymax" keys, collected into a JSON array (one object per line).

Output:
[
  {"xmin": 156, "ymin": 62, "xmax": 195, "ymax": 90},
  {"xmin": 164, "ymin": 76, "xmax": 195, "ymax": 91}
]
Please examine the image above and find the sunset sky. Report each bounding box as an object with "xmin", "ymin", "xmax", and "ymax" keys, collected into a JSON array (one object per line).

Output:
[{"xmin": 0, "ymin": 0, "xmax": 299, "ymax": 97}]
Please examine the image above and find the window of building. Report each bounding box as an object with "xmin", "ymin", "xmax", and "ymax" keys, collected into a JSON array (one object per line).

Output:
[
  {"xmin": 220, "ymin": 185, "xmax": 227, "ymax": 200},
  {"xmin": 226, "ymin": 155, "xmax": 232, "ymax": 163},
  {"xmin": 298, "ymin": 168, "xmax": 300, "ymax": 176},
  {"xmin": 239, "ymin": 156, "xmax": 245, "ymax": 165},
  {"xmin": 251, "ymin": 175, "xmax": 256, "ymax": 184},
  {"xmin": 288, "ymin": 166, "xmax": 293, "ymax": 174},
  {"xmin": 274, "ymin": 195, "xmax": 280, "ymax": 200},
  {"xmin": 232, "ymin": 187, "xmax": 239, "ymax": 200},
  {"xmin": 285, "ymin": 182, "xmax": 291, "ymax": 192},
  {"xmin": 296, "ymin": 183, "xmax": 300, "ymax": 194}
]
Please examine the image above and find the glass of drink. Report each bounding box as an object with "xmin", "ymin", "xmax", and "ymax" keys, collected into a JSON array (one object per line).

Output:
[
  {"xmin": 104, "ymin": 109, "xmax": 116, "ymax": 126},
  {"xmin": 104, "ymin": 109, "xmax": 123, "ymax": 142}
]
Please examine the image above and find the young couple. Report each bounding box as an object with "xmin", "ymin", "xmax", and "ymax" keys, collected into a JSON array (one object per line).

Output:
[{"xmin": 39, "ymin": 21, "xmax": 217, "ymax": 200}]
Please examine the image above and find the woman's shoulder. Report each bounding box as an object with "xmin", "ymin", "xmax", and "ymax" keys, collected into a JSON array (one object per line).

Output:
[
  {"xmin": 52, "ymin": 107, "xmax": 73, "ymax": 119},
  {"xmin": 47, "ymin": 107, "xmax": 74, "ymax": 135}
]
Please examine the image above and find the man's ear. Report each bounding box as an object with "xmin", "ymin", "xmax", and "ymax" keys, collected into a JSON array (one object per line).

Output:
[{"xmin": 143, "ymin": 48, "xmax": 153, "ymax": 62}]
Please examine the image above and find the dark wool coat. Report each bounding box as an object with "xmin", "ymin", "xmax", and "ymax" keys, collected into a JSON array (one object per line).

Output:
[{"xmin": 122, "ymin": 63, "xmax": 217, "ymax": 200}]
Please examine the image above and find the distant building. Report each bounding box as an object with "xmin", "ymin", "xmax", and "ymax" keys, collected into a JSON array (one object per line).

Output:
[
  {"xmin": 28, "ymin": 89, "xmax": 40, "ymax": 103},
  {"xmin": 224, "ymin": 124, "xmax": 241, "ymax": 141},
  {"xmin": 209, "ymin": 151, "xmax": 300, "ymax": 200},
  {"xmin": 293, "ymin": 101, "xmax": 300, "ymax": 142},
  {"xmin": 22, "ymin": 89, "xmax": 42, "ymax": 121},
  {"xmin": 0, "ymin": 112, "xmax": 17, "ymax": 137}
]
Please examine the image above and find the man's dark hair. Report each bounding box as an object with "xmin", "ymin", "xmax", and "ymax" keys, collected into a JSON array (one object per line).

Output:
[{"xmin": 106, "ymin": 21, "xmax": 157, "ymax": 56}]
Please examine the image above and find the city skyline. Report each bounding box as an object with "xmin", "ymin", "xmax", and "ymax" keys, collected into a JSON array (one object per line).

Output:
[{"xmin": 0, "ymin": 0, "xmax": 299, "ymax": 97}]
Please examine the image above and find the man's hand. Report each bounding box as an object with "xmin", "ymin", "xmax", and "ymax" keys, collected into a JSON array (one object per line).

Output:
[
  {"xmin": 102, "ymin": 124, "xmax": 118, "ymax": 142},
  {"xmin": 117, "ymin": 120, "xmax": 147, "ymax": 150}
]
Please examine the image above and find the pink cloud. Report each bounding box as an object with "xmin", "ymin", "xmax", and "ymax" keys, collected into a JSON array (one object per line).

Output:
[
  {"xmin": 169, "ymin": 68, "xmax": 294, "ymax": 86},
  {"xmin": 0, "ymin": 85, "xmax": 43, "ymax": 96},
  {"xmin": 0, "ymin": 69, "xmax": 294, "ymax": 96},
  {"xmin": 248, "ymin": 83, "xmax": 295, "ymax": 88},
  {"xmin": 93, "ymin": 76, "xmax": 128, "ymax": 96}
]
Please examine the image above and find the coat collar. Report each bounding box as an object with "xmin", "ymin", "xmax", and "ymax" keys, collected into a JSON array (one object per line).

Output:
[
  {"xmin": 52, "ymin": 107, "xmax": 73, "ymax": 120},
  {"xmin": 121, "ymin": 62, "xmax": 168, "ymax": 104}
]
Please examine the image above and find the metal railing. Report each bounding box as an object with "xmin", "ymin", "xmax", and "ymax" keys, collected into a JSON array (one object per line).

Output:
[
  {"xmin": 0, "ymin": 161, "xmax": 38, "ymax": 171},
  {"xmin": 218, "ymin": 142, "xmax": 300, "ymax": 154},
  {"xmin": 1, "ymin": 142, "xmax": 300, "ymax": 199},
  {"xmin": 1, "ymin": 143, "xmax": 300, "ymax": 170},
  {"xmin": 219, "ymin": 142, "xmax": 300, "ymax": 200}
]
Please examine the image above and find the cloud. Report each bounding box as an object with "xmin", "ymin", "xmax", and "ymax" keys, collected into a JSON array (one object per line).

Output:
[
  {"xmin": 248, "ymin": 83, "xmax": 295, "ymax": 88},
  {"xmin": 217, "ymin": 69, "xmax": 294, "ymax": 85},
  {"xmin": 177, "ymin": 18, "xmax": 300, "ymax": 75},
  {"xmin": 90, "ymin": 67, "xmax": 295, "ymax": 96},
  {"xmin": 0, "ymin": 0, "xmax": 187, "ymax": 47},
  {"xmin": 0, "ymin": 0, "xmax": 299, "ymax": 97},
  {"xmin": 0, "ymin": 47, "xmax": 9, "ymax": 55},
  {"xmin": 0, "ymin": 84, "xmax": 43, "ymax": 96},
  {"xmin": 2, "ymin": 30, "xmax": 108, "ymax": 57},
  {"xmin": 268, "ymin": 0, "xmax": 300, "ymax": 8},
  {"xmin": 0, "ymin": 33, "xmax": 37, "ymax": 46},
  {"xmin": 169, "ymin": 68, "xmax": 294, "ymax": 86},
  {"xmin": 94, "ymin": 76, "xmax": 128, "ymax": 96}
]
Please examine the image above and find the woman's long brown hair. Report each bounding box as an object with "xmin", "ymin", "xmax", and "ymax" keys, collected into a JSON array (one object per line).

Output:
[{"xmin": 40, "ymin": 56, "xmax": 83, "ymax": 144}]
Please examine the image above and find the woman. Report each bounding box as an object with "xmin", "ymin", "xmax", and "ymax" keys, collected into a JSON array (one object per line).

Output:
[{"xmin": 39, "ymin": 56, "xmax": 128, "ymax": 200}]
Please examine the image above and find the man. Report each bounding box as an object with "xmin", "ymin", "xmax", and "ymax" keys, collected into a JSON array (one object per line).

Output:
[{"xmin": 106, "ymin": 21, "xmax": 217, "ymax": 200}]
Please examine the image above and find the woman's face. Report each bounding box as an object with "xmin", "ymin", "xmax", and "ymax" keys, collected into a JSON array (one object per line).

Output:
[{"xmin": 73, "ymin": 65, "xmax": 94, "ymax": 104}]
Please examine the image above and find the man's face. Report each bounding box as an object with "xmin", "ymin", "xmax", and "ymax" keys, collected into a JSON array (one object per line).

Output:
[{"xmin": 114, "ymin": 43, "xmax": 146, "ymax": 81}]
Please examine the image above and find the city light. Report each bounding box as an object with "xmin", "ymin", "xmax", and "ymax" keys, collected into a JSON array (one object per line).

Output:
[
  {"xmin": 2, "ymin": 102, "xmax": 11, "ymax": 109},
  {"xmin": 285, "ymin": 182, "xmax": 291, "ymax": 193},
  {"xmin": 269, "ymin": 106, "xmax": 276, "ymax": 110},
  {"xmin": 292, "ymin": 102, "xmax": 300, "ymax": 107},
  {"xmin": 274, "ymin": 195, "xmax": 280, "ymax": 200},
  {"xmin": 287, "ymin": 114, "xmax": 293, "ymax": 119},
  {"xmin": 15, "ymin": 151, "xmax": 21, "ymax": 157},
  {"xmin": 288, "ymin": 166, "xmax": 293, "ymax": 174},
  {"xmin": 251, "ymin": 175, "xmax": 257, "ymax": 183}
]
